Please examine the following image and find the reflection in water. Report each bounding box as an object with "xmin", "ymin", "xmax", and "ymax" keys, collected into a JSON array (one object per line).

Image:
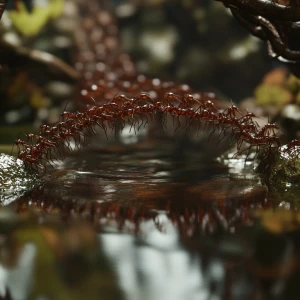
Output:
[
  {"xmin": 0, "ymin": 266, "xmax": 6, "ymax": 297},
  {"xmin": 0, "ymin": 243, "xmax": 36, "ymax": 300},
  {"xmin": 99, "ymin": 215, "xmax": 259, "ymax": 300},
  {"xmin": 100, "ymin": 218, "xmax": 207, "ymax": 300},
  {"xmin": 2, "ymin": 144, "xmax": 299, "ymax": 299},
  {"xmin": 15, "ymin": 145, "xmax": 270, "ymax": 236}
]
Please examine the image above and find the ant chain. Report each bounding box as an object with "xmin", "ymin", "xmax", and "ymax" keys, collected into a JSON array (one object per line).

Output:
[
  {"xmin": 14, "ymin": 0, "xmax": 300, "ymax": 173},
  {"xmin": 16, "ymin": 92, "xmax": 285, "ymax": 173}
]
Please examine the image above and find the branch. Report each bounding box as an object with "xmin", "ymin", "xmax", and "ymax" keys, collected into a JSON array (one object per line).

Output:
[
  {"xmin": 230, "ymin": 8, "xmax": 267, "ymax": 40},
  {"xmin": 216, "ymin": 0, "xmax": 300, "ymax": 21},
  {"xmin": 220, "ymin": 0, "xmax": 300, "ymax": 63},
  {"xmin": 0, "ymin": 39, "xmax": 80, "ymax": 80},
  {"xmin": 255, "ymin": 15, "xmax": 300, "ymax": 60}
]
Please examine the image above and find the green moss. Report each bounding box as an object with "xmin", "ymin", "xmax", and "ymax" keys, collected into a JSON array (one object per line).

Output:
[
  {"xmin": 254, "ymin": 84, "xmax": 292, "ymax": 108},
  {"xmin": 268, "ymin": 147, "xmax": 300, "ymax": 186},
  {"xmin": 285, "ymin": 74, "xmax": 300, "ymax": 96}
]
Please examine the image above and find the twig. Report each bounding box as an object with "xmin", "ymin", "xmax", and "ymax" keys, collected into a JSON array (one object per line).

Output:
[
  {"xmin": 0, "ymin": 39, "xmax": 80, "ymax": 80},
  {"xmin": 217, "ymin": 0, "xmax": 300, "ymax": 21},
  {"xmin": 0, "ymin": 0, "xmax": 6, "ymax": 20},
  {"xmin": 219, "ymin": 0, "xmax": 300, "ymax": 63}
]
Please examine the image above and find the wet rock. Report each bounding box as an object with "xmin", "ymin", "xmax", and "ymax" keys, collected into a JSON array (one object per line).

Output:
[
  {"xmin": 267, "ymin": 144, "xmax": 300, "ymax": 186},
  {"xmin": 0, "ymin": 153, "xmax": 38, "ymax": 205}
]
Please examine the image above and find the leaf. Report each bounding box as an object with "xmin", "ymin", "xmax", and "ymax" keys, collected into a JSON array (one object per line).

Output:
[{"xmin": 8, "ymin": 0, "xmax": 63, "ymax": 36}]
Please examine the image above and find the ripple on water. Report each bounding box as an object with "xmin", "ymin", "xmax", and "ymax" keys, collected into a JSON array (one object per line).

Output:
[{"xmin": 17, "ymin": 146, "xmax": 270, "ymax": 236}]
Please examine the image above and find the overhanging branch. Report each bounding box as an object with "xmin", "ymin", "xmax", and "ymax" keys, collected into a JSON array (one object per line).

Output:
[
  {"xmin": 218, "ymin": 0, "xmax": 300, "ymax": 65},
  {"xmin": 216, "ymin": 0, "xmax": 300, "ymax": 21}
]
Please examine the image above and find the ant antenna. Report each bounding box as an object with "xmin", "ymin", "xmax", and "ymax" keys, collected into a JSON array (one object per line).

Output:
[
  {"xmin": 90, "ymin": 97, "xmax": 96, "ymax": 105},
  {"xmin": 10, "ymin": 143, "xmax": 15, "ymax": 157},
  {"xmin": 60, "ymin": 99, "xmax": 73, "ymax": 121},
  {"xmin": 86, "ymin": 97, "xmax": 97, "ymax": 109},
  {"xmin": 63, "ymin": 99, "xmax": 71, "ymax": 112},
  {"xmin": 11, "ymin": 132, "xmax": 21, "ymax": 156}
]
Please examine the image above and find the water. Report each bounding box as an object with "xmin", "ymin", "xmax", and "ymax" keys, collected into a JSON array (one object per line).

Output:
[{"xmin": 0, "ymin": 141, "xmax": 299, "ymax": 299}]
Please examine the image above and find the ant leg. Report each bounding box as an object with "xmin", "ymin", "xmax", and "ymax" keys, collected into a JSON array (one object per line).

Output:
[
  {"xmin": 174, "ymin": 114, "xmax": 182, "ymax": 135},
  {"xmin": 208, "ymin": 124, "xmax": 216, "ymax": 141}
]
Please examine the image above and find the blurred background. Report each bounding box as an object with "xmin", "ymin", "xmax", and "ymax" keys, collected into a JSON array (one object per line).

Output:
[{"xmin": 0, "ymin": 0, "xmax": 279, "ymax": 149}]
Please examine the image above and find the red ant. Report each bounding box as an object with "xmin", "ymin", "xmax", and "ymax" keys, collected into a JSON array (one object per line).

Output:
[
  {"xmin": 164, "ymin": 92, "xmax": 183, "ymax": 107},
  {"xmin": 17, "ymin": 87, "xmax": 286, "ymax": 174}
]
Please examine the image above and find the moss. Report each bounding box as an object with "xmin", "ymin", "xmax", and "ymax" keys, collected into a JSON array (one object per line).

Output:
[
  {"xmin": 256, "ymin": 209, "xmax": 300, "ymax": 233},
  {"xmin": 267, "ymin": 147, "xmax": 300, "ymax": 186},
  {"xmin": 285, "ymin": 74, "xmax": 300, "ymax": 96},
  {"xmin": 254, "ymin": 84, "xmax": 292, "ymax": 108}
]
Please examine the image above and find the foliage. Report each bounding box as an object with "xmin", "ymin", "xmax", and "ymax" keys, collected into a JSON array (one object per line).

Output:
[{"xmin": 8, "ymin": 0, "xmax": 64, "ymax": 36}]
